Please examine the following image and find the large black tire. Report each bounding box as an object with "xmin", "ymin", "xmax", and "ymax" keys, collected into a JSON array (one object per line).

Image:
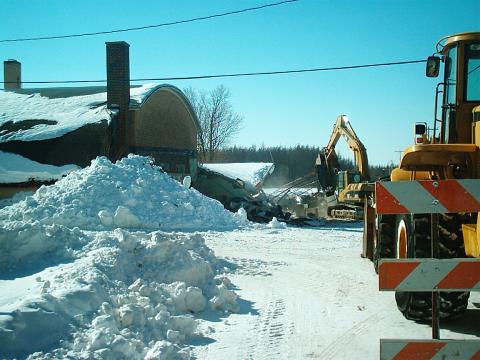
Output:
[
  {"xmin": 394, "ymin": 214, "xmax": 470, "ymax": 322},
  {"xmin": 373, "ymin": 215, "xmax": 396, "ymax": 273}
]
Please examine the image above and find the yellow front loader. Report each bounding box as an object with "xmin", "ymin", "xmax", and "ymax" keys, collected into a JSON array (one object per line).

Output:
[{"xmin": 364, "ymin": 32, "xmax": 480, "ymax": 321}]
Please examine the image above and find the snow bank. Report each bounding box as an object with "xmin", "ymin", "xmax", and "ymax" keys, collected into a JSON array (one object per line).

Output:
[
  {"xmin": 0, "ymin": 230, "xmax": 239, "ymax": 359},
  {"xmin": 201, "ymin": 162, "xmax": 274, "ymax": 188},
  {"xmin": 0, "ymin": 151, "xmax": 80, "ymax": 183},
  {"xmin": 0, "ymin": 155, "xmax": 243, "ymax": 359}
]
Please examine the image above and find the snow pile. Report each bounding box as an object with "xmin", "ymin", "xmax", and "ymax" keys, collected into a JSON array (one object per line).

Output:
[
  {"xmin": 0, "ymin": 190, "xmax": 33, "ymax": 209},
  {"xmin": 0, "ymin": 151, "xmax": 80, "ymax": 183},
  {"xmin": 0, "ymin": 155, "xmax": 240, "ymax": 236},
  {"xmin": 0, "ymin": 155, "xmax": 243, "ymax": 359},
  {"xmin": 233, "ymin": 207, "xmax": 249, "ymax": 225},
  {"xmin": 201, "ymin": 162, "xmax": 274, "ymax": 188},
  {"xmin": 0, "ymin": 230, "xmax": 239, "ymax": 359},
  {"xmin": 267, "ymin": 217, "xmax": 287, "ymax": 229}
]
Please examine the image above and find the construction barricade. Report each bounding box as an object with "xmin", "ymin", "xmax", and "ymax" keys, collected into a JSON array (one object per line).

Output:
[{"xmin": 375, "ymin": 179, "xmax": 480, "ymax": 360}]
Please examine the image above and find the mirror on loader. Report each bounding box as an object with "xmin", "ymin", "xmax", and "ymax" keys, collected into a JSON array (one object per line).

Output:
[
  {"xmin": 414, "ymin": 122, "xmax": 428, "ymax": 144},
  {"xmin": 426, "ymin": 56, "xmax": 441, "ymax": 77}
]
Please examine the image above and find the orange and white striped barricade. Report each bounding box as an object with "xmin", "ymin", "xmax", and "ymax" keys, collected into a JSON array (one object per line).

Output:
[
  {"xmin": 380, "ymin": 339, "xmax": 480, "ymax": 360},
  {"xmin": 375, "ymin": 179, "xmax": 480, "ymax": 215},
  {"xmin": 379, "ymin": 258, "xmax": 480, "ymax": 292},
  {"xmin": 375, "ymin": 179, "xmax": 480, "ymax": 359}
]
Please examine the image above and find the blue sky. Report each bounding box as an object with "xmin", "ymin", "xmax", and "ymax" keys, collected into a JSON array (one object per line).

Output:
[{"xmin": 1, "ymin": 0, "xmax": 479, "ymax": 165}]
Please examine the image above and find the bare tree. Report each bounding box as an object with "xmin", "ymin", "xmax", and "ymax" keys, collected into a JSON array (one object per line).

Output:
[{"xmin": 184, "ymin": 85, "xmax": 243, "ymax": 162}]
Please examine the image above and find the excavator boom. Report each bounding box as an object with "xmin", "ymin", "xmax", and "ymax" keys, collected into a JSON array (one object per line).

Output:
[{"xmin": 323, "ymin": 115, "xmax": 370, "ymax": 181}]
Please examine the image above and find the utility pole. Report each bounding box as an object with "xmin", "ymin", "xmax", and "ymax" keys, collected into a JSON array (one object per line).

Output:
[{"xmin": 394, "ymin": 150, "xmax": 403, "ymax": 163}]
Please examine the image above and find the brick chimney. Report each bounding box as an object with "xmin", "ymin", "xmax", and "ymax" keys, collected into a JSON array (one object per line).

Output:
[
  {"xmin": 106, "ymin": 41, "xmax": 130, "ymax": 111},
  {"xmin": 4, "ymin": 59, "xmax": 21, "ymax": 90},
  {"xmin": 106, "ymin": 41, "xmax": 130, "ymax": 161}
]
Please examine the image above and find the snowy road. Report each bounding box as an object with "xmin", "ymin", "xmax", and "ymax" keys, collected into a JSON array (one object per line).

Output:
[{"xmin": 194, "ymin": 223, "xmax": 480, "ymax": 359}]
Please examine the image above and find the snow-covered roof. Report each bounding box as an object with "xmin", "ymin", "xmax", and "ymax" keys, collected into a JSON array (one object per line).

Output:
[
  {"xmin": 0, "ymin": 90, "xmax": 112, "ymax": 143},
  {"xmin": 201, "ymin": 162, "xmax": 275, "ymax": 187},
  {"xmin": 0, "ymin": 151, "xmax": 80, "ymax": 183},
  {"xmin": 0, "ymin": 83, "xmax": 193, "ymax": 143}
]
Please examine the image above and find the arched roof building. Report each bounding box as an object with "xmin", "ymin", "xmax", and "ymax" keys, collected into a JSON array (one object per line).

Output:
[
  {"xmin": 0, "ymin": 42, "xmax": 200, "ymax": 198},
  {"xmin": 0, "ymin": 83, "xmax": 200, "ymax": 196},
  {"xmin": 129, "ymin": 85, "xmax": 200, "ymax": 178}
]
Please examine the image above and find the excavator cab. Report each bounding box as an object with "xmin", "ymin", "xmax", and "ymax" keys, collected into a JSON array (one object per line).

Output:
[{"xmin": 337, "ymin": 171, "xmax": 362, "ymax": 193}]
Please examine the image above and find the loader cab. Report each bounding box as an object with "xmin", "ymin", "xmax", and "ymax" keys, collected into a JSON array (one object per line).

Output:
[
  {"xmin": 430, "ymin": 32, "xmax": 480, "ymax": 145},
  {"xmin": 391, "ymin": 32, "xmax": 480, "ymax": 181}
]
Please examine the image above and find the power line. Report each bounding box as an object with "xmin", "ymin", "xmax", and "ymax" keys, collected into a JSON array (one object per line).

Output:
[
  {"xmin": 0, "ymin": 0, "xmax": 299, "ymax": 43},
  {"xmin": 1, "ymin": 59, "xmax": 427, "ymax": 85}
]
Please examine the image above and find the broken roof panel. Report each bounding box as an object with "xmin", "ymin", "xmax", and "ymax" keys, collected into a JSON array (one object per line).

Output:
[{"xmin": 201, "ymin": 162, "xmax": 275, "ymax": 188}]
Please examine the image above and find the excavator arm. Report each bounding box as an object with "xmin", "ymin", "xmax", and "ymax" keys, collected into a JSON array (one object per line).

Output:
[
  {"xmin": 316, "ymin": 114, "xmax": 370, "ymax": 196},
  {"xmin": 324, "ymin": 115, "xmax": 370, "ymax": 181}
]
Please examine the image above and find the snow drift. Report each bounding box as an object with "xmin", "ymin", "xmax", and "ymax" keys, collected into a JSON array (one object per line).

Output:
[{"xmin": 0, "ymin": 155, "xmax": 243, "ymax": 359}]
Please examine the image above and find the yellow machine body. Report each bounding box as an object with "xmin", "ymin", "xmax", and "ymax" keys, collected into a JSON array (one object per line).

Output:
[{"xmin": 389, "ymin": 32, "xmax": 480, "ymax": 257}]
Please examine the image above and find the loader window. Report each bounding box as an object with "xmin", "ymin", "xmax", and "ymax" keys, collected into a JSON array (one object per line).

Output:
[
  {"xmin": 466, "ymin": 43, "xmax": 480, "ymax": 101},
  {"xmin": 445, "ymin": 46, "xmax": 457, "ymax": 105},
  {"xmin": 442, "ymin": 46, "xmax": 457, "ymax": 143}
]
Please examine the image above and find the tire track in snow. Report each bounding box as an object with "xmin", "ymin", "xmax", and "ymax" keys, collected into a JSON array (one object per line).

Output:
[
  {"xmin": 241, "ymin": 298, "xmax": 294, "ymax": 359},
  {"xmin": 316, "ymin": 312, "xmax": 384, "ymax": 359}
]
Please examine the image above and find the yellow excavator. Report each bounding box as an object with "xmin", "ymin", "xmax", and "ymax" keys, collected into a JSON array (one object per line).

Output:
[
  {"xmin": 315, "ymin": 115, "xmax": 373, "ymax": 219},
  {"xmin": 365, "ymin": 32, "xmax": 480, "ymax": 321}
]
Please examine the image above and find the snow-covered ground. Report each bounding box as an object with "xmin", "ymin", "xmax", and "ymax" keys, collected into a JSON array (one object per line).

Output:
[
  {"xmin": 1, "ymin": 155, "xmax": 478, "ymax": 359},
  {"xmin": 194, "ymin": 226, "xmax": 480, "ymax": 359}
]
